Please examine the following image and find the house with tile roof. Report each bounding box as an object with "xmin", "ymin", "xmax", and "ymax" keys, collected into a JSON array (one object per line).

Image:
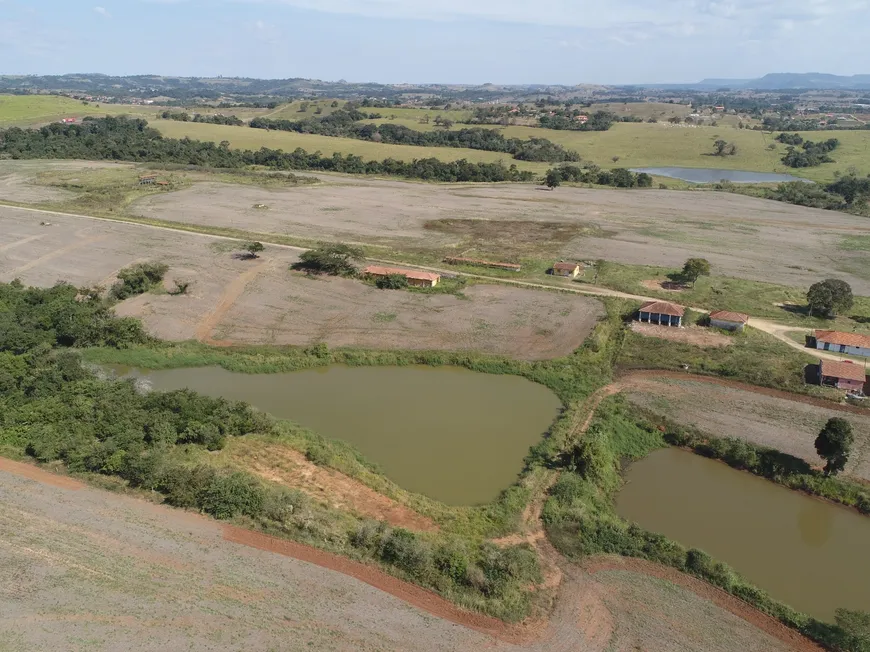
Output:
[
  {"xmin": 363, "ymin": 265, "xmax": 440, "ymax": 288},
  {"xmin": 709, "ymin": 310, "xmax": 750, "ymax": 332},
  {"xmin": 814, "ymin": 330, "xmax": 870, "ymax": 358},
  {"xmin": 637, "ymin": 300, "xmax": 685, "ymax": 328},
  {"xmin": 818, "ymin": 359, "xmax": 867, "ymax": 392}
]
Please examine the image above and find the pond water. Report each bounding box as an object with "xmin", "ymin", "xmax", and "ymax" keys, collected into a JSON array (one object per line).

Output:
[
  {"xmin": 631, "ymin": 167, "xmax": 810, "ymax": 184},
  {"xmin": 616, "ymin": 448, "xmax": 870, "ymax": 620},
  {"xmin": 119, "ymin": 365, "xmax": 562, "ymax": 506}
]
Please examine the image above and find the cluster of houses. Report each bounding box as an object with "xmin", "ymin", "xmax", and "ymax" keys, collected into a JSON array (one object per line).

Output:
[{"xmin": 634, "ymin": 299, "xmax": 868, "ymax": 394}]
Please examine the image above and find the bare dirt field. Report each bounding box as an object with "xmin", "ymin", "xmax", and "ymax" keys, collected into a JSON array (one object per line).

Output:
[
  {"xmin": 0, "ymin": 205, "xmax": 602, "ymax": 359},
  {"xmin": 0, "ymin": 160, "xmax": 124, "ymax": 203},
  {"xmin": 630, "ymin": 322, "xmax": 734, "ymax": 348},
  {"xmin": 624, "ymin": 375, "xmax": 870, "ymax": 480},
  {"xmin": 130, "ymin": 176, "xmax": 870, "ymax": 292},
  {"xmin": 0, "ymin": 459, "xmax": 809, "ymax": 652}
]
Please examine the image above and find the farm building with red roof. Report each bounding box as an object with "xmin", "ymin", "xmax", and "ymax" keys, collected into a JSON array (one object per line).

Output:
[
  {"xmin": 709, "ymin": 310, "xmax": 750, "ymax": 332},
  {"xmin": 637, "ymin": 300, "xmax": 685, "ymax": 328},
  {"xmin": 818, "ymin": 359, "xmax": 867, "ymax": 392},
  {"xmin": 814, "ymin": 330, "xmax": 870, "ymax": 358},
  {"xmin": 363, "ymin": 265, "xmax": 440, "ymax": 288}
]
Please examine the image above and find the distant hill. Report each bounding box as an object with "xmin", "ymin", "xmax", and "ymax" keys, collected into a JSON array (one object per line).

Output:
[{"xmin": 680, "ymin": 73, "xmax": 870, "ymax": 90}]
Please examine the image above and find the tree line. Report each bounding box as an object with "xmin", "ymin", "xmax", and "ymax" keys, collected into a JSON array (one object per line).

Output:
[
  {"xmin": 0, "ymin": 117, "xmax": 535, "ymax": 183},
  {"xmin": 546, "ymin": 164, "xmax": 653, "ymax": 189},
  {"xmin": 248, "ymin": 111, "xmax": 581, "ymax": 162},
  {"xmin": 160, "ymin": 110, "xmax": 244, "ymax": 126}
]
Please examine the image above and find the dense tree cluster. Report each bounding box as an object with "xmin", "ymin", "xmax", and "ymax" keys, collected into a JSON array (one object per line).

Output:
[
  {"xmin": 538, "ymin": 110, "xmax": 619, "ymax": 131},
  {"xmin": 250, "ymin": 112, "xmax": 581, "ymax": 162},
  {"xmin": 550, "ymin": 164, "xmax": 653, "ymax": 188},
  {"xmin": 0, "ymin": 117, "xmax": 535, "ymax": 183},
  {"xmin": 775, "ymin": 132, "xmax": 804, "ymax": 146},
  {"xmin": 161, "ymin": 111, "xmax": 244, "ymax": 126},
  {"xmin": 781, "ymin": 137, "xmax": 840, "ymax": 168}
]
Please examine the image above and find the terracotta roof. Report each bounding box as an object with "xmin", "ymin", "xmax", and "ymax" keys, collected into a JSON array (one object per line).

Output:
[
  {"xmin": 820, "ymin": 359, "xmax": 867, "ymax": 383},
  {"xmin": 815, "ymin": 330, "xmax": 870, "ymax": 349},
  {"xmin": 709, "ymin": 310, "xmax": 750, "ymax": 324},
  {"xmin": 363, "ymin": 265, "xmax": 440, "ymax": 283},
  {"xmin": 639, "ymin": 300, "xmax": 685, "ymax": 317},
  {"xmin": 553, "ymin": 262, "xmax": 581, "ymax": 271}
]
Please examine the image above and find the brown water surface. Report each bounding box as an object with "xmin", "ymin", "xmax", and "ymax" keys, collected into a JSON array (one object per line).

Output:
[
  {"xmin": 616, "ymin": 447, "xmax": 870, "ymax": 620},
  {"xmin": 122, "ymin": 365, "xmax": 561, "ymax": 506}
]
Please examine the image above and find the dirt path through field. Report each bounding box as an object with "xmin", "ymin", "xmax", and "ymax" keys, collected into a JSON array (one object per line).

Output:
[
  {"xmin": 0, "ymin": 233, "xmax": 45, "ymax": 252},
  {"xmin": 0, "ymin": 233, "xmax": 109, "ymax": 280},
  {"xmin": 194, "ymin": 258, "xmax": 272, "ymax": 344}
]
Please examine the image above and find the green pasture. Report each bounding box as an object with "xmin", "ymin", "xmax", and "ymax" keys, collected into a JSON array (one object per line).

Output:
[
  {"xmin": 153, "ymin": 119, "xmax": 547, "ymax": 171},
  {"xmin": 0, "ymin": 94, "xmax": 163, "ymax": 126}
]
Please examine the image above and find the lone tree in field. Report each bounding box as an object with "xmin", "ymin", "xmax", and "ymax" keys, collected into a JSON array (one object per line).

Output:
[
  {"xmin": 815, "ymin": 417, "xmax": 854, "ymax": 476},
  {"xmin": 295, "ymin": 243, "xmax": 364, "ymax": 276},
  {"xmin": 545, "ymin": 169, "xmax": 562, "ymax": 190},
  {"xmin": 241, "ymin": 241, "xmax": 264, "ymax": 259},
  {"xmin": 682, "ymin": 258, "xmax": 711, "ymax": 287},
  {"xmin": 807, "ymin": 279, "xmax": 854, "ymax": 318}
]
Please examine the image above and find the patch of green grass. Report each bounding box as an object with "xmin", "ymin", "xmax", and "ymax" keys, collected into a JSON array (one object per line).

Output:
[
  {"xmin": 589, "ymin": 259, "xmax": 870, "ymax": 330},
  {"xmin": 372, "ymin": 311, "xmax": 397, "ymax": 323},
  {"xmin": 840, "ymin": 235, "xmax": 870, "ymax": 252}
]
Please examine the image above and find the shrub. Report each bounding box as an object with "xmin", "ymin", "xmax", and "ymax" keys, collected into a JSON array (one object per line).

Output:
[
  {"xmin": 112, "ymin": 262, "xmax": 169, "ymax": 300},
  {"xmin": 199, "ymin": 471, "xmax": 266, "ymax": 519},
  {"xmin": 379, "ymin": 528, "xmax": 435, "ymax": 582},
  {"xmin": 375, "ymin": 274, "xmax": 409, "ymax": 290}
]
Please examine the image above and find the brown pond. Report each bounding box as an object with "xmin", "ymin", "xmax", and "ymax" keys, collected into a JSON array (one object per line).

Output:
[
  {"xmin": 616, "ymin": 448, "xmax": 870, "ymax": 620},
  {"xmin": 120, "ymin": 365, "xmax": 562, "ymax": 506}
]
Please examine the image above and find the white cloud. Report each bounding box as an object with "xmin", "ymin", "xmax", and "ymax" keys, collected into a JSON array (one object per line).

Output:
[{"xmin": 93, "ymin": 5, "xmax": 111, "ymax": 17}]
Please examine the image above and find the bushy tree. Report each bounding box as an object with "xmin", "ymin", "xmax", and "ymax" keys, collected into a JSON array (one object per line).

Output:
[
  {"xmin": 375, "ymin": 274, "xmax": 408, "ymax": 290},
  {"xmin": 242, "ymin": 241, "xmax": 264, "ymax": 259},
  {"xmin": 545, "ymin": 168, "xmax": 562, "ymax": 189},
  {"xmin": 296, "ymin": 243, "xmax": 364, "ymax": 275},
  {"xmin": 112, "ymin": 262, "xmax": 169, "ymax": 300},
  {"xmin": 815, "ymin": 417, "xmax": 854, "ymax": 476},
  {"xmin": 807, "ymin": 279, "xmax": 853, "ymax": 317},
  {"xmin": 682, "ymin": 258, "xmax": 711, "ymax": 286}
]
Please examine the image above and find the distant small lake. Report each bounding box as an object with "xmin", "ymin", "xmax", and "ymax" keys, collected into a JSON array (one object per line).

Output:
[
  {"xmin": 616, "ymin": 448, "xmax": 870, "ymax": 619},
  {"xmin": 115, "ymin": 365, "xmax": 562, "ymax": 506},
  {"xmin": 631, "ymin": 167, "xmax": 811, "ymax": 184}
]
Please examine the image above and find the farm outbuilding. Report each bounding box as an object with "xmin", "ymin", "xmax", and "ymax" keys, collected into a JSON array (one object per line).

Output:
[
  {"xmin": 363, "ymin": 265, "xmax": 440, "ymax": 288},
  {"xmin": 818, "ymin": 359, "xmax": 867, "ymax": 392},
  {"xmin": 814, "ymin": 330, "xmax": 870, "ymax": 358},
  {"xmin": 709, "ymin": 310, "xmax": 749, "ymax": 331},
  {"xmin": 637, "ymin": 300, "xmax": 685, "ymax": 328},
  {"xmin": 552, "ymin": 262, "xmax": 582, "ymax": 278},
  {"xmin": 138, "ymin": 175, "xmax": 158, "ymax": 185}
]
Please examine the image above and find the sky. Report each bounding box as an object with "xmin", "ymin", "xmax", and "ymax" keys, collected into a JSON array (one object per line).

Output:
[{"xmin": 1, "ymin": 0, "xmax": 868, "ymax": 84}]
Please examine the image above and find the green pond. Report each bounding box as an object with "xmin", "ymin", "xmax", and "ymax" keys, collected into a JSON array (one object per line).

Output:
[
  {"xmin": 616, "ymin": 448, "xmax": 870, "ymax": 620},
  {"xmin": 119, "ymin": 365, "xmax": 562, "ymax": 506}
]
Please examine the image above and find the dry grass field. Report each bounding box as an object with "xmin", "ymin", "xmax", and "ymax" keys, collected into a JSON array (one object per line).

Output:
[
  {"xmin": 0, "ymin": 461, "xmax": 804, "ymax": 652},
  {"xmin": 0, "ymin": 205, "xmax": 602, "ymax": 359},
  {"xmin": 625, "ymin": 376, "xmax": 870, "ymax": 480},
  {"xmin": 131, "ymin": 175, "xmax": 870, "ymax": 293}
]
